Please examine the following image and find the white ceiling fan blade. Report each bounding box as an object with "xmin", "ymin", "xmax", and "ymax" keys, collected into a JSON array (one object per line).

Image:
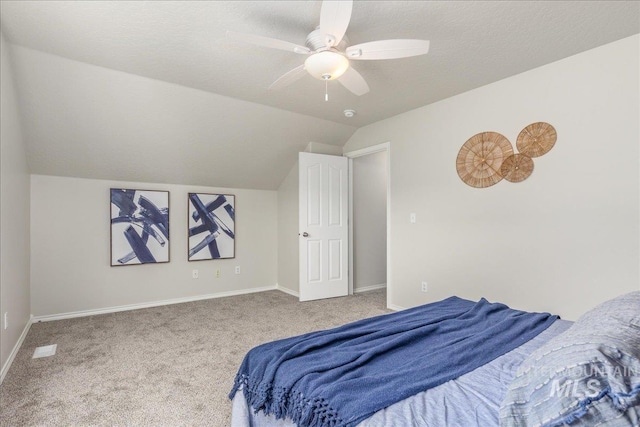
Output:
[
  {"xmin": 268, "ymin": 65, "xmax": 307, "ymax": 91},
  {"xmin": 319, "ymin": 0, "xmax": 353, "ymax": 47},
  {"xmin": 346, "ymin": 39, "xmax": 430, "ymax": 60},
  {"xmin": 227, "ymin": 31, "xmax": 311, "ymax": 54},
  {"xmin": 337, "ymin": 67, "xmax": 369, "ymax": 96}
]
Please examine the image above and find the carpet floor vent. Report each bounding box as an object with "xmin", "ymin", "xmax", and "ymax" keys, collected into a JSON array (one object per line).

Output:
[{"xmin": 32, "ymin": 344, "xmax": 57, "ymax": 359}]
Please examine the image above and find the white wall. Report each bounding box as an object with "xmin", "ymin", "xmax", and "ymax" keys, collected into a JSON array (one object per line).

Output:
[
  {"xmin": 0, "ymin": 32, "xmax": 31, "ymax": 374},
  {"xmin": 277, "ymin": 162, "xmax": 299, "ymax": 294},
  {"xmin": 352, "ymin": 151, "xmax": 387, "ymax": 291},
  {"xmin": 30, "ymin": 175, "xmax": 277, "ymax": 317},
  {"xmin": 344, "ymin": 35, "xmax": 640, "ymax": 320}
]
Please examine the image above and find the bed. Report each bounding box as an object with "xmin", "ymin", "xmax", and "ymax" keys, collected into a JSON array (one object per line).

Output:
[{"xmin": 229, "ymin": 292, "xmax": 640, "ymax": 427}]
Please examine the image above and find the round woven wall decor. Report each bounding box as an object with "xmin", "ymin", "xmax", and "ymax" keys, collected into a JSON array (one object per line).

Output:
[
  {"xmin": 456, "ymin": 132, "xmax": 514, "ymax": 188},
  {"xmin": 500, "ymin": 154, "xmax": 534, "ymax": 183},
  {"xmin": 516, "ymin": 122, "xmax": 556, "ymax": 158}
]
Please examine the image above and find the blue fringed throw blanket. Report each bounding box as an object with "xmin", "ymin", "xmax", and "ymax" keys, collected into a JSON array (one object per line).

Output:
[{"xmin": 229, "ymin": 296, "xmax": 558, "ymax": 427}]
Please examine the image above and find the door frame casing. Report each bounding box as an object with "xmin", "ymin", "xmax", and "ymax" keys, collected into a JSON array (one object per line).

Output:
[{"xmin": 344, "ymin": 142, "xmax": 391, "ymax": 309}]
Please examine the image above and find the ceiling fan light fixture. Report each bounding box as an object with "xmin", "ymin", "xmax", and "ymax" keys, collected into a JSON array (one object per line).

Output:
[{"xmin": 304, "ymin": 51, "xmax": 349, "ymax": 81}]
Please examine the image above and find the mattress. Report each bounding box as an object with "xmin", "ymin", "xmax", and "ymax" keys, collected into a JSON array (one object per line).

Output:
[{"xmin": 231, "ymin": 319, "xmax": 573, "ymax": 427}]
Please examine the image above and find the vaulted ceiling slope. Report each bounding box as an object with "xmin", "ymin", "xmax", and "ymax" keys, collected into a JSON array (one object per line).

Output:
[
  {"xmin": 5, "ymin": 44, "xmax": 357, "ymax": 190},
  {"xmin": 1, "ymin": 1, "xmax": 638, "ymax": 190}
]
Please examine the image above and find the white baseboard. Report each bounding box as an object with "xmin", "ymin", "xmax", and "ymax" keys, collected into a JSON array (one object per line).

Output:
[
  {"xmin": 275, "ymin": 284, "xmax": 300, "ymax": 298},
  {"xmin": 354, "ymin": 283, "xmax": 386, "ymax": 293},
  {"xmin": 276, "ymin": 284, "xmax": 383, "ymax": 298},
  {"xmin": 0, "ymin": 315, "xmax": 33, "ymax": 385},
  {"xmin": 387, "ymin": 304, "xmax": 405, "ymax": 311},
  {"xmin": 32, "ymin": 285, "xmax": 278, "ymax": 323}
]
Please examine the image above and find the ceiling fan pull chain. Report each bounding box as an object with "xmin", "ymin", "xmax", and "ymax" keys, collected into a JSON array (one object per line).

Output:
[{"xmin": 325, "ymin": 78, "xmax": 329, "ymax": 101}]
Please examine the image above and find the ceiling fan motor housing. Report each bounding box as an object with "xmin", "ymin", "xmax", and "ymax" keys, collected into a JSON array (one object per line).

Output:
[{"xmin": 305, "ymin": 29, "xmax": 349, "ymax": 52}]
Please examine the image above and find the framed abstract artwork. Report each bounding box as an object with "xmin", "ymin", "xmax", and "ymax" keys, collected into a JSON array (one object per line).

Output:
[
  {"xmin": 188, "ymin": 193, "xmax": 235, "ymax": 261},
  {"xmin": 110, "ymin": 189, "xmax": 170, "ymax": 266}
]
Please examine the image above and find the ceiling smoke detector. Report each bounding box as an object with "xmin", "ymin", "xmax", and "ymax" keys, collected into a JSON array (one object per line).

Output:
[{"xmin": 343, "ymin": 109, "xmax": 356, "ymax": 118}]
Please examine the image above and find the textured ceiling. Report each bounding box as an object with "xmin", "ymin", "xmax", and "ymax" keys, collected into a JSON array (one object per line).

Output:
[
  {"xmin": 2, "ymin": 1, "xmax": 638, "ymax": 127},
  {"xmin": 0, "ymin": 1, "xmax": 638, "ymax": 189}
]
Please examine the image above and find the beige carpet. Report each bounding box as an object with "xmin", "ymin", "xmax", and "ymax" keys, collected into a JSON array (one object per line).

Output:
[{"xmin": 0, "ymin": 289, "xmax": 389, "ymax": 426}]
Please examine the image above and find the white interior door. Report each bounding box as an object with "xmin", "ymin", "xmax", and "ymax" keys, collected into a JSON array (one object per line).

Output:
[{"xmin": 299, "ymin": 152, "xmax": 349, "ymax": 302}]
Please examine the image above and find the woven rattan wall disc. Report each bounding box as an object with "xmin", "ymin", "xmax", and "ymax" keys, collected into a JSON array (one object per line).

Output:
[
  {"xmin": 500, "ymin": 154, "xmax": 534, "ymax": 183},
  {"xmin": 456, "ymin": 132, "xmax": 514, "ymax": 188},
  {"xmin": 516, "ymin": 122, "xmax": 556, "ymax": 157}
]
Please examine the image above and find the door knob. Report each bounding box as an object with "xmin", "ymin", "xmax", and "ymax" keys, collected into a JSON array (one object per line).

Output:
[{"xmin": 302, "ymin": 232, "xmax": 309, "ymax": 237}]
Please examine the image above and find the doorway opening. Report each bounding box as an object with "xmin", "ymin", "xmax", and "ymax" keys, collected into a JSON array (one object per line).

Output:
[{"xmin": 345, "ymin": 142, "xmax": 390, "ymax": 308}]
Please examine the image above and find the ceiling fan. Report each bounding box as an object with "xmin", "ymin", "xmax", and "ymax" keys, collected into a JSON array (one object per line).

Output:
[{"xmin": 227, "ymin": 0, "xmax": 430, "ymax": 100}]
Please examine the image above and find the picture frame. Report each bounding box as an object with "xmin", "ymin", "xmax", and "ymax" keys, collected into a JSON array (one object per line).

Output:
[
  {"xmin": 110, "ymin": 188, "xmax": 170, "ymax": 266},
  {"xmin": 188, "ymin": 193, "xmax": 235, "ymax": 261}
]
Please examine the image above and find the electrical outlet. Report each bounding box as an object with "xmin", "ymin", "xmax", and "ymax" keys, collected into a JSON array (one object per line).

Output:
[
  {"xmin": 421, "ymin": 281, "xmax": 428, "ymax": 292},
  {"xmin": 410, "ymin": 213, "xmax": 417, "ymax": 224},
  {"xmin": 3, "ymin": 312, "xmax": 7, "ymax": 330},
  {"xmin": 192, "ymin": 269, "xmax": 199, "ymax": 279},
  {"xmin": 216, "ymin": 269, "xmax": 221, "ymax": 278},
  {"xmin": 235, "ymin": 266, "xmax": 241, "ymax": 274}
]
